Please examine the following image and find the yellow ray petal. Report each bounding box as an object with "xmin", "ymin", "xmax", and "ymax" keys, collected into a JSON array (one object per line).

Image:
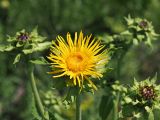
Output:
[
  {"xmin": 85, "ymin": 77, "xmax": 98, "ymax": 90},
  {"xmin": 47, "ymin": 31, "xmax": 108, "ymax": 90}
]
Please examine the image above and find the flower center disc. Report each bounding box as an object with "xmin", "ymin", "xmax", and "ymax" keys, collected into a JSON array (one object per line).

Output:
[
  {"xmin": 67, "ymin": 52, "xmax": 84, "ymax": 72},
  {"xmin": 140, "ymin": 86, "xmax": 155, "ymax": 100}
]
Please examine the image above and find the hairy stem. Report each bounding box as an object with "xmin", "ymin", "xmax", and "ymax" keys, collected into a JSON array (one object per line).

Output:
[
  {"xmin": 29, "ymin": 65, "xmax": 48, "ymax": 119},
  {"xmin": 76, "ymin": 94, "xmax": 81, "ymax": 120}
]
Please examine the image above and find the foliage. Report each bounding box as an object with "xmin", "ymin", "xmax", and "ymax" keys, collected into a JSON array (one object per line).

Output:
[
  {"xmin": 0, "ymin": 28, "xmax": 51, "ymax": 64},
  {"xmin": 0, "ymin": 0, "xmax": 160, "ymax": 120}
]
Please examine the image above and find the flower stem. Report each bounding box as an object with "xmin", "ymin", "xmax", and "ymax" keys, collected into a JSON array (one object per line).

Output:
[
  {"xmin": 113, "ymin": 92, "xmax": 120, "ymax": 120},
  {"xmin": 116, "ymin": 55, "xmax": 123, "ymax": 79},
  {"xmin": 29, "ymin": 65, "xmax": 48, "ymax": 119},
  {"xmin": 76, "ymin": 94, "xmax": 81, "ymax": 120}
]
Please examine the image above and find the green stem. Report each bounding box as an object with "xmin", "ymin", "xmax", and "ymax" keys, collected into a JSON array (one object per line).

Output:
[
  {"xmin": 29, "ymin": 65, "xmax": 48, "ymax": 119},
  {"xmin": 113, "ymin": 92, "xmax": 120, "ymax": 120},
  {"xmin": 76, "ymin": 94, "xmax": 81, "ymax": 120},
  {"xmin": 116, "ymin": 54, "xmax": 123, "ymax": 79},
  {"xmin": 116, "ymin": 58, "xmax": 121, "ymax": 79}
]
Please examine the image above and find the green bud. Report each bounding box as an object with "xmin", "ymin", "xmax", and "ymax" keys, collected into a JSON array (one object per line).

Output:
[
  {"xmin": 121, "ymin": 75, "xmax": 160, "ymax": 119},
  {"xmin": 125, "ymin": 15, "xmax": 159, "ymax": 46},
  {"xmin": 0, "ymin": 27, "xmax": 51, "ymax": 64},
  {"xmin": 139, "ymin": 85, "xmax": 156, "ymax": 100}
]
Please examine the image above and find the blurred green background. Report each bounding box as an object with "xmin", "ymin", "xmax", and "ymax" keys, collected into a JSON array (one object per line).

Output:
[{"xmin": 0, "ymin": 0, "xmax": 160, "ymax": 120}]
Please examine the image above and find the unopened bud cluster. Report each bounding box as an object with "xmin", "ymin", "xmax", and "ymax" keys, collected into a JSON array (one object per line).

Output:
[
  {"xmin": 17, "ymin": 32, "xmax": 29, "ymax": 41},
  {"xmin": 139, "ymin": 85, "xmax": 156, "ymax": 100}
]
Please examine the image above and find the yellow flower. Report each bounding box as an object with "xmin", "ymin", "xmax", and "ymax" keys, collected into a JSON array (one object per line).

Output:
[{"xmin": 48, "ymin": 31, "xmax": 108, "ymax": 90}]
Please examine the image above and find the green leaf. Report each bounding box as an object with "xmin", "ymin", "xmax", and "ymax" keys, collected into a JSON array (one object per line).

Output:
[
  {"xmin": 145, "ymin": 106, "xmax": 151, "ymax": 113},
  {"xmin": 134, "ymin": 112, "xmax": 141, "ymax": 119},
  {"xmin": 7, "ymin": 36, "xmax": 17, "ymax": 42},
  {"xmin": 146, "ymin": 37, "xmax": 152, "ymax": 47},
  {"xmin": 125, "ymin": 15, "xmax": 134, "ymax": 25},
  {"xmin": 137, "ymin": 34, "xmax": 145, "ymax": 41},
  {"xmin": 13, "ymin": 53, "xmax": 21, "ymax": 64},
  {"xmin": 30, "ymin": 57, "xmax": 49, "ymax": 65},
  {"xmin": 22, "ymin": 49, "xmax": 33, "ymax": 54},
  {"xmin": 151, "ymin": 73, "xmax": 157, "ymax": 84},
  {"xmin": 124, "ymin": 96, "xmax": 132, "ymax": 103},
  {"xmin": 22, "ymin": 42, "xmax": 51, "ymax": 54},
  {"xmin": 99, "ymin": 95, "xmax": 114, "ymax": 120},
  {"xmin": 16, "ymin": 41, "xmax": 24, "ymax": 47},
  {"xmin": 33, "ymin": 36, "xmax": 46, "ymax": 42},
  {"xmin": 34, "ymin": 42, "xmax": 51, "ymax": 51},
  {"xmin": 120, "ymin": 30, "xmax": 131, "ymax": 36},
  {"xmin": 4, "ymin": 45, "xmax": 15, "ymax": 51},
  {"xmin": 144, "ymin": 106, "xmax": 154, "ymax": 120},
  {"xmin": 133, "ymin": 38, "xmax": 139, "ymax": 45},
  {"xmin": 30, "ymin": 27, "xmax": 38, "ymax": 37}
]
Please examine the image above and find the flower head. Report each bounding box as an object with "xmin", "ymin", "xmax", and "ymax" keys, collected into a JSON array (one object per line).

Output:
[
  {"xmin": 139, "ymin": 85, "xmax": 156, "ymax": 100},
  {"xmin": 125, "ymin": 15, "xmax": 159, "ymax": 46},
  {"xmin": 48, "ymin": 31, "xmax": 108, "ymax": 90},
  {"xmin": 17, "ymin": 32, "xmax": 29, "ymax": 41},
  {"xmin": 0, "ymin": 28, "xmax": 51, "ymax": 64},
  {"xmin": 122, "ymin": 75, "xmax": 160, "ymax": 119},
  {"xmin": 139, "ymin": 20, "xmax": 148, "ymax": 29}
]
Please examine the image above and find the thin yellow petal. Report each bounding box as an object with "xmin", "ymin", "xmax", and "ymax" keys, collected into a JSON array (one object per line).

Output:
[{"xmin": 47, "ymin": 31, "xmax": 108, "ymax": 90}]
